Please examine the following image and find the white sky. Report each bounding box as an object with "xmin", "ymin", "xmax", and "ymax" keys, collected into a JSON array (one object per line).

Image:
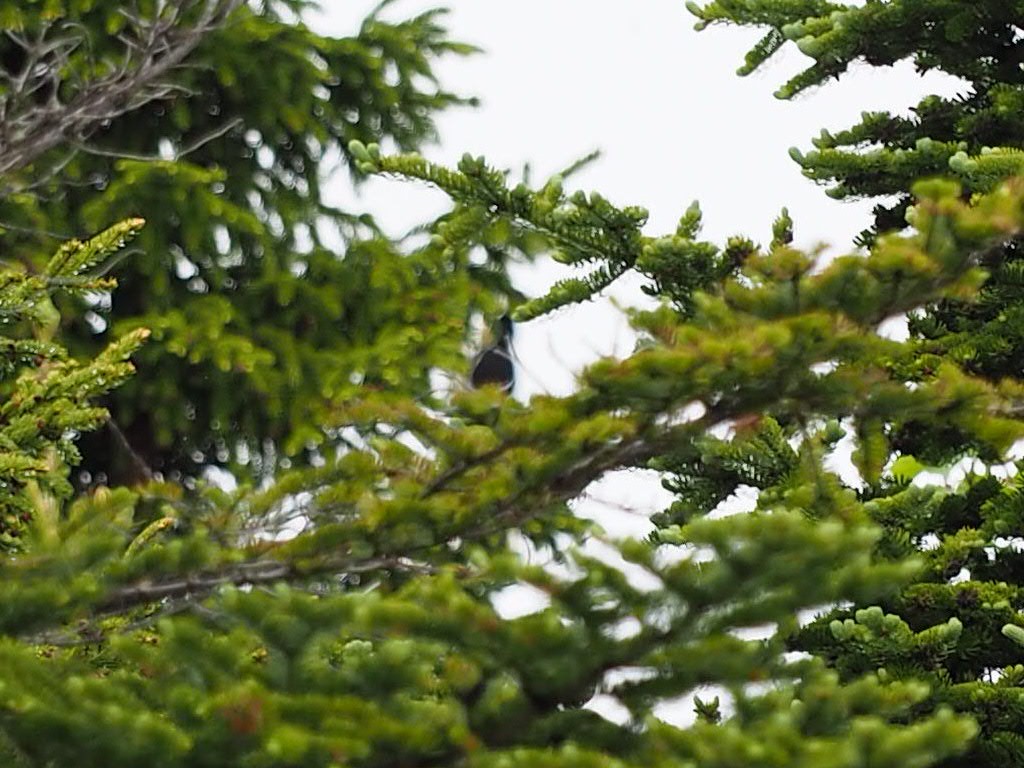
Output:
[{"xmin": 312, "ymin": 1, "xmax": 970, "ymax": 726}]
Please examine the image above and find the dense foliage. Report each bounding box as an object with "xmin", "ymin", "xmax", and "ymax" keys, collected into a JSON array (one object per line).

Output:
[
  {"xmin": 685, "ymin": 2, "xmax": 1024, "ymax": 764},
  {"xmin": 0, "ymin": 0, "xmax": 509, "ymax": 485},
  {"xmin": 0, "ymin": 1, "xmax": 1022, "ymax": 767}
]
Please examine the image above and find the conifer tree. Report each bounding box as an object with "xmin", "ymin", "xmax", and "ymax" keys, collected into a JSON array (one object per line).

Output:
[
  {"xmin": 6, "ymin": 160, "xmax": 1015, "ymax": 768},
  {"xmin": 0, "ymin": 2, "xmax": 1022, "ymax": 768},
  {"xmin": 0, "ymin": 0, "xmax": 503, "ymax": 484},
  {"xmin": 682, "ymin": 2, "xmax": 1024, "ymax": 764}
]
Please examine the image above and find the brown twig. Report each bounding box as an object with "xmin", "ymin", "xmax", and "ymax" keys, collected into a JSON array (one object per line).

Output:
[{"xmin": 97, "ymin": 554, "xmax": 439, "ymax": 613}]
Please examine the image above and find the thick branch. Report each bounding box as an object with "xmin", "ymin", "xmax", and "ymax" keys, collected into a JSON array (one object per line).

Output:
[{"xmin": 81, "ymin": 415, "xmax": 713, "ymax": 619}]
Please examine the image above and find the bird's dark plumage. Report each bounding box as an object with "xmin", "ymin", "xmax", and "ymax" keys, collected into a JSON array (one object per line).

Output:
[{"xmin": 471, "ymin": 314, "xmax": 515, "ymax": 392}]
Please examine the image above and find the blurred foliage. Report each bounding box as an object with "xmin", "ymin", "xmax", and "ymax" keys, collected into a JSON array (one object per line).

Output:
[
  {"xmin": 0, "ymin": 0, "xmax": 517, "ymax": 484},
  {"xmin": 4, "ymin": 166, "xmax": 1022, "ymax": 765},
  {"xmin": 0, "ymin": 1, "xmax": 1022, "ymax": 767}
]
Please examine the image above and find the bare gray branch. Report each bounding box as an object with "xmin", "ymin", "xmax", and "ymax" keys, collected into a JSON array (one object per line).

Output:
[{"xmin": 0, "ymin": 0, "xmax": 241, "ymax": 185}]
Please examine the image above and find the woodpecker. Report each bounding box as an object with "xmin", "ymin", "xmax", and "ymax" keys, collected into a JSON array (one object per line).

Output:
[{"xmin": 470, "ymin": 314, "xmax": 514, "ymax": 393}]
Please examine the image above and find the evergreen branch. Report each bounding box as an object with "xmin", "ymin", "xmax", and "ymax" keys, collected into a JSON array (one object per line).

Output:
[
  {"xmin": 79, "ymin": 414, "xmax": 714, "ymax": 620},
  {"xmin": 351, "ymin": 142, "xmax": 736, "ymax": 319},
  {"xmin": 461, "ymin": 426, "xmax": 680, "ymax": 540}
]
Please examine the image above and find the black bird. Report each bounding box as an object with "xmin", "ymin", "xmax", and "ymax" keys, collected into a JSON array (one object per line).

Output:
[{"xmin": 470, "ymin": 314, "xmax": 515, "ymax": 393}]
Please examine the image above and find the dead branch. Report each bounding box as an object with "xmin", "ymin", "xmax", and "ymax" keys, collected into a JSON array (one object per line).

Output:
[{"xmin": 0, "ymin": 0, "xmax": 242, "ymax": 187}]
